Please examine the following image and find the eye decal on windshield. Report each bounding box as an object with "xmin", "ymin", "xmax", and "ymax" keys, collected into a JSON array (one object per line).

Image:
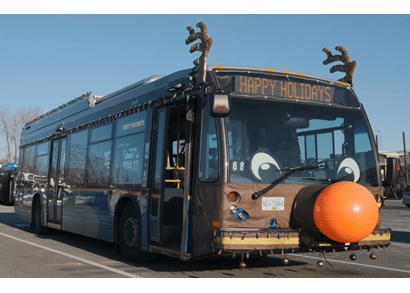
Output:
[
  {"xmin": 336, "ymin": 157, "xmax": 361, "ymax": 183},
  {"xmin": 251, "ymin": 152, "xmax": 282, "ymax": 182}
]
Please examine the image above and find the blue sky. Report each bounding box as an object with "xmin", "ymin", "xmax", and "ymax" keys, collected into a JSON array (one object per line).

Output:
[{"xmin": 1, "ymin": 12, "xmax": 410, "ymax": 152}]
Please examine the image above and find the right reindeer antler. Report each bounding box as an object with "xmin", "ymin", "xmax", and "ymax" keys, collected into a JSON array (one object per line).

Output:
[
  {"xmin": 185, "ymin": 22, "xmax": 213, "ymax": 84},
  {"xmin": 322, "ymin": 46, "xmax": 357, "ymax": 89}
]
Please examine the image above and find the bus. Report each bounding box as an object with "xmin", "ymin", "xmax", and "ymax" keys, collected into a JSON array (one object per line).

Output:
[
  {"xmin": 15, "ymin": 22, "xmax": 391, "ymax": 266},
  {"xmin": 0, "ymin": 163, "xmax": 18, "ymax": 205}
]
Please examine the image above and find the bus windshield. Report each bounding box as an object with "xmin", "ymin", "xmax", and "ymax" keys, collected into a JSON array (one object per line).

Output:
[{"xmin": 227, "ymin": 97, "xmax": 378, "ymax": 186}]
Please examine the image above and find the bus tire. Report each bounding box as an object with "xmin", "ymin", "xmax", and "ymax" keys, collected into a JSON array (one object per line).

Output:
[
  {"xmin": 119, "ymin": 201, "xmax": 152, "ymax": 263},
  {"xmin": 32, "ymin": 198, "xmax": 50, "ymax": 235}
]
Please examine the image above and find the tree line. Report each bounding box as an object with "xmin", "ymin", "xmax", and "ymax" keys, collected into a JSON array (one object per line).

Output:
[{"xmin": 0, "ymin": 105, "xmax": 43, "ymax": 165}]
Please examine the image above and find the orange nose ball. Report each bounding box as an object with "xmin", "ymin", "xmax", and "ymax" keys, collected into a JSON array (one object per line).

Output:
[{"xmin": 313, "ymin": 181, "xmax": 379, "ymax": 243}]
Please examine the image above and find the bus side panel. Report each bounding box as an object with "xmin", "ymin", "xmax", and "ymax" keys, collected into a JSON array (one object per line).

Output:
[
  {"xmin": 62, "ymin": 189, "xmax": 86, "ymax": 237},
  {"xmin": 14, "ymin": 196, "xmax": 32, "ymax": 223},
  {"xmin": 83, "ymin": 190, "xmax": 116, "ymax": 242},
  {"xmin": 62, "ymin": 189, "xmax": 117, "ymax": 243},
  {"xmin": 61, "ymin": 190, "xmax": 149, "ymax": 245},
  {"xmin": 136, "ymin": 194, "xmax": 149, "ymax": 251},
  {"xmin": 191, "ymin": 184, "xmax": 223, "ymax": 258}
]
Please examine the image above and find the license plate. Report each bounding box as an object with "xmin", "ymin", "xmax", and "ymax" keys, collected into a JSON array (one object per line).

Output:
[{"xmin": 262, "ymin": 197, "xmax": 284, "ymax": 211}]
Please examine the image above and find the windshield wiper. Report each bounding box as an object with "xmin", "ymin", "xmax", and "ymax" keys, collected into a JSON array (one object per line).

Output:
[
  {"xmin": 251, "ymin": 165, "xmax": 326, "ymax": 201},
  {"xmin": 302, "ymin": 177, "xmax": 339, "ymax": 183}
]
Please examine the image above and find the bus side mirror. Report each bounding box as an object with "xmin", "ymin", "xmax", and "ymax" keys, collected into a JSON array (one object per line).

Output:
[
  {"xmin": 208, "ymin": 94, "xmax": 230, "ymax": 117},
  {"xmin": 384, "ymin": 158, "xmax": 400, "ymax": 185}
]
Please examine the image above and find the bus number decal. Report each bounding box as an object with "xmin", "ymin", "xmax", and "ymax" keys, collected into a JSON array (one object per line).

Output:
[{"xmin": 232, "ymin": 161, "xmax": 244, "ymax": 171}]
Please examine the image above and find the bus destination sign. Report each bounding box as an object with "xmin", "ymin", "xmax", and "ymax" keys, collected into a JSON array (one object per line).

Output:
[{"xmin": 234, "ymin": 75, "xmax": 335, "ymax": 104}]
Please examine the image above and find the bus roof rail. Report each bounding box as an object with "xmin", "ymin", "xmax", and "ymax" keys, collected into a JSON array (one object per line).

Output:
[
  {"xmin": 24, "ymin": 75, "xmax": 164, "ymax": 128},
  {"xmin": 97, "ymin": 75, "xmax": 164, "ymax": 105},
  {"xmin": 25, "ymin": 92, "xmax": 93, "ymax": 127}
]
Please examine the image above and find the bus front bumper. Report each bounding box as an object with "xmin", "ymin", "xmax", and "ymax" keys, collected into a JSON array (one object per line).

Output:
[{"xmin": 211, "ymin": 227, "xmax": 391, "ymax": 256}]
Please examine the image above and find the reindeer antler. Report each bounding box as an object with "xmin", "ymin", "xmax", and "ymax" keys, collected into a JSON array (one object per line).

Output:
[
  {"xmin": 322, "ymin": 46, "xmax": 357, "ymax": 89},
  {"xmin": 186, "ymin": 22, "xmax": 213, "ymax": 84}
]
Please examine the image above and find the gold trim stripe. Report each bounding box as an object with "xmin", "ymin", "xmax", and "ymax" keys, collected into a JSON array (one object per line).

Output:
[
  {"xmin": 218, "ymin": 237, "xmax": 299, "ymax": 246},
  {"xmin": 361, "ymin": 233, "xmax": 390, "ymax": 242}
]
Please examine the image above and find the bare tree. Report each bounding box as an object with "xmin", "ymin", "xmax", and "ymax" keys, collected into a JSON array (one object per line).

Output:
[
  {"xmin": 0, "ymin": 105, "xmax": 43, "ymax": 164},
  {"xmin": 0, "ymin": 105, "xmax": 12, "ymax": 163}
]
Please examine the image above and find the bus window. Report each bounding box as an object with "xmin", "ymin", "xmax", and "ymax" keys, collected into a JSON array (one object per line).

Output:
[
  {"xmin": 115, "ymin": 112, "xmax": 146, "ymax": 138},
  {"xmin": 317, "ymin": 133, "xmax": 333, "ymax": 162},
  {"xmin": 111, "ymin": 133, "xmax": 144, "ymax": 187},
  {"xmin": 22, "ymin": 146, "xmax": 34, "ymax": 174},
  {"xmin": 67, "ymin": 130, "xmax": 88, "ymax": 188},
  {"xmin": 305, "ymin": 134, "xmax": 316, "ymax": 163},
  {"xmin": 34, "ymin": 142, "xmax": 49, "ymax": 183},
  {"xmin": 354, "ymin": 118, "xmax": 372, "ymax": 153},
  {"xmin": 199, "ymin": 103, "xmax": 218, "ymax": 181},
  {"xmin": 90, "ymin": 123, "xmax": 112, "ymax": 143},
  {"xmin": 87, "ymin": 140, "xmax": 112, "ymax": 188}
]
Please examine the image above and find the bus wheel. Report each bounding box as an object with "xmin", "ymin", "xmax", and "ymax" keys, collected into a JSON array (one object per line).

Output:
[
  {"xmin": 32, "ymin": 198, "xmax": 50, "ymax": 235},
  {"xmin": 119, "ymin": 202, "xmax": 152, "ymax": 262}
]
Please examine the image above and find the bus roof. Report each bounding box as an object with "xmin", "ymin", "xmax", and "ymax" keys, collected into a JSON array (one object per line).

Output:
[{"xmin": 20, "ymin": 64, "xmax": 353, "ymax": 147}]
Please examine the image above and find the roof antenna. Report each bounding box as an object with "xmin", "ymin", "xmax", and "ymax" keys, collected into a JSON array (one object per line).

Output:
[
  {"xmin": 322, "ymin": 46, "xmax": 357, "ymax": 89},
  {"xmin": 185, "ymin": 22, "xmax": 213, "ymax": 84}
]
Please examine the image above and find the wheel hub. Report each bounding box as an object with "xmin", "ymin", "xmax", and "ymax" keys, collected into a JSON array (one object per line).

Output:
[{"xmin": 123, "ymin": 217, "xmax": 138, "ymax": 247}]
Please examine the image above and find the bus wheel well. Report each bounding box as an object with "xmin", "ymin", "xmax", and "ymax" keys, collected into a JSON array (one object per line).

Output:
[
  {"xmin": 31, "ymin": 193, "xmax": 50, "ymax": 234},
  {"xmin": 31, "ymin": 193, "xmax": 41, "ymax": 224},
  {"xmin": 114, "ymin": 197, "xmax": 140, "ymax": 248}
]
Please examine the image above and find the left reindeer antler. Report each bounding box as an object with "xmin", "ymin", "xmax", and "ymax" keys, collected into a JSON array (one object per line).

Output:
[
  {"xmin": 186, "ymin": 22, "xmax": 213, "ymax": 84},
  {"xmin": 322, "ymin": 46, "xmax": 357, "ymax": 89}
]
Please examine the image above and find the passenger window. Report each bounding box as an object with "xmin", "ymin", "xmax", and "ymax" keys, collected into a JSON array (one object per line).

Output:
[
  {"xmin": 91, "ymin": 124, "xmax": 112, "ymax": 143},
  {"xmin": 34, "ymin": 142, "xmax": 49, "ymax": 180},
  {"xmin": 115, "ymin": 111, "xmax": 146, "ymax": 137},
  {"xmin": 111, "ymin": 133, "xmax": 145, "ymax": 187},
  {"xmin": 67, "ymin": 130, "xmax": 88, "ymax": 187},
  {"xmin": 87, "ymin": 141, "xmax": 112, "ymax": 188}
]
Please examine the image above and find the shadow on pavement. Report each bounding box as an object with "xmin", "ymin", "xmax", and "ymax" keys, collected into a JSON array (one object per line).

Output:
[
  {"xmin": 391, "ymin": 230, "xmax": 410, "ymax": 244},
  {"xmin": 0, "ymin": 211, "xmax": 309, "ymax": 274}
]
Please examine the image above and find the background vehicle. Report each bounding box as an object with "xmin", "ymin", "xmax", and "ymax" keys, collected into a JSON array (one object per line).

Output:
[
  {"xmin": 402, "ymin": 185, "xmax": 410, "ymax": 207},
  {"xmin": 0, "ymin": 163, "xmax": 18, "ymax": 205},
  {"xmin": 379, "ymin": 151, "xmax": 408, "ymax": 199},
  {"xmin": 14, "ymin": 22, "xmax": 391, "ymax": 266}
]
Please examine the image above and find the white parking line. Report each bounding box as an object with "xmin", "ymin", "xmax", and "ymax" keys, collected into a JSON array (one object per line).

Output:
[
  {"xmin": 290, "ymin": 254, "xmax": 410, "ymax": 274},
  {"xmin": 0, "ymin": 231, "xmax": 142, "ymax": 278}
]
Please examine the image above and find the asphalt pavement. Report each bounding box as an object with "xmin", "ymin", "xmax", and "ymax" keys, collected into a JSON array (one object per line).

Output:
[{"xmin": 0, "ymin": 199, "xmax": 409, "ymax": 279}]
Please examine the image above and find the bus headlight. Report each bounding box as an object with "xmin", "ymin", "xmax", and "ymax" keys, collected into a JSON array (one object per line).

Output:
[
  {"xmin": 237, "ymin": 211, "xmax": 248, "ymax": 221},
  {"xmin": 230, "ymin": 206, "xmax": 249, "ymax": 222}
]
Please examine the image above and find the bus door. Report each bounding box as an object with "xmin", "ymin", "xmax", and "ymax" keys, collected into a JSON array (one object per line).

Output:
[
  {"xmin": 150, "ymin": 103, "xmax": 190, "ymax": 253},
  {"xmin": 150, "ymin": 107, "xmax": 168, "ymax": 245},
  {"xmin": 47, "ymin": 138, "xmax": 67, "ymax": 228}
]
